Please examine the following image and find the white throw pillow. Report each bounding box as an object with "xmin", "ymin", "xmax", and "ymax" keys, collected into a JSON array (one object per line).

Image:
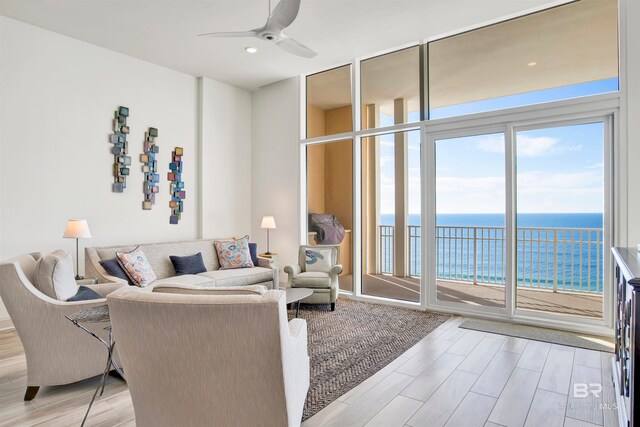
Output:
[
  {"xmin": 34, "ymin": 250, "xmax": 78, "ymax": 301},
  {"xmin": 304, "ymin": 248, "xmax": 333, "ymax": 273}
]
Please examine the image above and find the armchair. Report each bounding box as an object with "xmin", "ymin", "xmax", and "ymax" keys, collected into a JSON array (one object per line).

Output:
[
  {"xmin": 0, "ymin": 253, "xmax": 123, "ymax": 400},
  {"xmin": 284, "ymin": 245, "xmax": 342, "ymax": 311},
  {"xmin": 107, "ymin": 285, "xmax": 310, "ymax": 427}
]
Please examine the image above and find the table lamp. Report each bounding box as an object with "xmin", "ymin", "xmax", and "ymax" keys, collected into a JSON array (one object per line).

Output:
[
  {"xmin": 63, "ymin": 219, "xmax": 92, "ymax": 280},
  {"xmin": 261, "ymin": 216, "xmax": 276, "ymax": 255}
]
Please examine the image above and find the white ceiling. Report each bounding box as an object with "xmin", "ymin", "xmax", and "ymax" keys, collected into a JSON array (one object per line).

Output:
[{"xmin": 0, "ymin": 0, "xmax": 566, "ymax": 91}]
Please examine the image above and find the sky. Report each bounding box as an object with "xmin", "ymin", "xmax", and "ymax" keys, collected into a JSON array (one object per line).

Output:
[{"xmin": 377, "ymin": 78, "xmax": 616, "ymax": 215}]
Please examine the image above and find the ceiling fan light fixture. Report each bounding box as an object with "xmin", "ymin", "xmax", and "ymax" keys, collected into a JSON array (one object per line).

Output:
[{"xmin": 198, "ymin": 0, "xmax": 317, "ymax": 58}]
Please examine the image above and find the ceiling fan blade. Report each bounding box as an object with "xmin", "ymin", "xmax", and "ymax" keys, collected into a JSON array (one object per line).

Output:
[
  {"xmin": 276, "ymin": 36, "xmax": 317, "ymax": 58},
  {"xmin": 198, "ymin": 30, "xmax": 258, "ymax": 38},
  {"xmin": 266, "ymin": 0, "xmax": 301, "ymax": 31}
]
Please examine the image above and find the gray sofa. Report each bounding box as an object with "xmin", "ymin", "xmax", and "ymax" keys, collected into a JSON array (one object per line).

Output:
[{"xmin": 85, "ymin": 238, "xmax": 279, "ymax": 289}]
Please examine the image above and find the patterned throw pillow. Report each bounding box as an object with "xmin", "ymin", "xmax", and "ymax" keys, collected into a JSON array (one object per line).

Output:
[
  {"xmin": 214, "ymin": 236, "xmax": 254, "ymax": 270},
  {"xmin": 116, "ymin": 246, "xmax": 157, "ymax": 287},
  {"xmin": 305, "ymin": 248, "xmax": 333, "ymax": 273}
]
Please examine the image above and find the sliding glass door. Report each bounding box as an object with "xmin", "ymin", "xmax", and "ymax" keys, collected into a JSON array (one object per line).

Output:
[
  {"xmin": 515, "ymin": 121, "xmax": 606, "ymax": 319},
  {"xmin": 427, "ymin": 115, "xmax": 610, "ymax": 325},
  {"xmin": 434, "ymin": 131, "xmax": 506, "ymax": 309}
]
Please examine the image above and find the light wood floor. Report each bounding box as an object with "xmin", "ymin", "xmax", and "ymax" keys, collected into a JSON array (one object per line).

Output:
[
  {"xmin": 303, "ymin": 317, "xmax": 618, "ymax": 427},
  {"xmin": 341, "ymin": 274, "xmax": 603, "ymax": 318},
  {"xmin": 0, "ymin": 318, "xmax": 617, "ymax": 427}
]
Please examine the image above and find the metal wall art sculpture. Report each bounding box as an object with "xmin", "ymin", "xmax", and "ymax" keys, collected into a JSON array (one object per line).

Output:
[
  {"xmin": 109, "ymin": 106, "xmax": 131, "ymax": 192},
  {"xmin": 168, "ymin": 147, "xmax": 185, "ymax": 224},
  {"xmin": 141, "ymin": 127, "xmax": 160, "ymax": 210}
]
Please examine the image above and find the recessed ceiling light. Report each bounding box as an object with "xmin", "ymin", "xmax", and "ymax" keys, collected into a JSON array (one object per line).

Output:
[
  {"xmin": 528, "ymin": 61, "xmax": 537, "ymax": 67},
  {"xmin": 245, "ymin": 47, "xmax": 258, "ymax": 54}
]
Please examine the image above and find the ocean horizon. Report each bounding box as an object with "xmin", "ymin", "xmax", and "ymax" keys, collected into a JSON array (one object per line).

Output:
[
  {"xmin": 378, "ymin": 212, "xmax": 604, "ymax": 292},
  {"xmin": 380, "ymin": 212, "xmax": 603, "ymax": 228}
]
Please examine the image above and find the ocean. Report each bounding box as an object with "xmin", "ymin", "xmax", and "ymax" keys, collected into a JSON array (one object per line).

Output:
[{"xmin": 378, "ymin": 213, "xmax": 604, "ymax": 292}]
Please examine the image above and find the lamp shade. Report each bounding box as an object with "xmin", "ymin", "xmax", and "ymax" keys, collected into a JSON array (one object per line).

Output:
[
  {"xmin": 63, "ymin": 219, "xmax": 92, "ymax": 239},
  {"xmin": 260, "ymin": 216, "xmax": 276, "ymax": 229}
]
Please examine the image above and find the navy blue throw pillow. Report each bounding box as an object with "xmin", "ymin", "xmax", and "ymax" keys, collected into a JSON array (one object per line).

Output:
[
  {"xmin": 249, "ymin": 243, "xmax": 258, "ymax": 266},
  {"xmin": 170, "ymin": 252, "xmax": 207, "ymax": 276},
  {"xmin": 67, "ymin": 286, "xmax": 102, "ymax": 302},
  {"xmin": 99, "ymin": 258, "xmax": 133, "ymax": 285}
]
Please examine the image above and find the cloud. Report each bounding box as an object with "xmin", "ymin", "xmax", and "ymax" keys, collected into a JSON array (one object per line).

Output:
[
  {"xmin": 475, "ymin": 136, "xmax": 505, "ymax": 154},
  {"xmin": 475, "ymin": 135, "xmax": 582, "ymax": 157},
  {"xmin": 433, "ymin": 169, "xmax": 603, "ymax": 214}
]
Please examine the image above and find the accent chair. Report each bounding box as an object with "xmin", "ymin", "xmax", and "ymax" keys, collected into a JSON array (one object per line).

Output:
[
  {"xmin": 284, "ymin": 245, "xmax": 342, "ymax": 311},
  {"xmin": 0, "ymin": 253, "xmax": 122, "ymax": 400},
  {"xmin": 107, "ymin": 284, "xmax": 310, "ymax": 427}
]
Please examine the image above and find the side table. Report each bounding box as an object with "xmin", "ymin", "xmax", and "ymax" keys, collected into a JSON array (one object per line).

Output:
[
  {"xmin": 66, "ymin": 304, "xmax": 124, "ymax": 426},
  {"xmin": 76, "ymin": 277, "xmax": 98, "ymax": 286}
]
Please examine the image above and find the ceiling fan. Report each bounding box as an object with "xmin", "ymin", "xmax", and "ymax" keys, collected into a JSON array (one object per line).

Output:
[{"xmin": 198, "ymin": 0, "xmax": 317, "ymax": 58}]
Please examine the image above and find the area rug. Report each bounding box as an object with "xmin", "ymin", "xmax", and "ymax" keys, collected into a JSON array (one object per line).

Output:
[
  {"xmin": 459, "ymin": 319, "xmax": 614, "ymax": 353},
  {"xmin": 294, "ymin": 299, "xmax": 450, "ymax": 420}
]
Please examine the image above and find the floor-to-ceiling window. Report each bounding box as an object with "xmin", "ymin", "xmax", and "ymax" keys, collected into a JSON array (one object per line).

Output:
[
  {"xmin": 305, "ymin": 66, "xmax": 354, "ymax": 291},
  {"xmin": 360, "ymin": 47, "xmax": 421, "ymax": 301},
  {"xmin": 300, "ymin": 0, "xmax": 619, "ymax": 333},
  {"xmin": 361, "ymin": 130, "xmax": 421, "ymax": 302}
]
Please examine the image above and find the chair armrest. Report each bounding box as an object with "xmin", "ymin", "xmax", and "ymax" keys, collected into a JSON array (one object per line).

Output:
[
  {"xmin": 330, "ymin": 264, "xmax": 343, "ymax": 278},
  {"xmin": 84, "ymin": 282, "xmax": 126, "ymax": 297},
  {"xmin": 287, "ymin": 318, "xmax": 308, "ymax": 357},
  {"xmin": 284, "ymin": 264, "xmax": 302, "ymax": 276},
  {"xmin": 288, "ymin": 318, "xmax": 306, "ymax": 340}
]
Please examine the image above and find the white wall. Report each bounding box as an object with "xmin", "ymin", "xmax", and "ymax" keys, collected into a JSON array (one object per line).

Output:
[
  {"xmin": 0, "ymin": 19, "xmax": 6, "ymax": 326},
  {"xmin": 200, "ymin": 77, "xmax": 252, "ymax": 239},
  {"xmin": 623, "ymin": 0, "xmax": 640, "ymax": 247},
  {"xmin": 251, "ymin": 77, "xmax": 301, "ymax": 284},
  {"xmin": 0, "ymin": 17, "xmax": 251, "ymax": 328}
]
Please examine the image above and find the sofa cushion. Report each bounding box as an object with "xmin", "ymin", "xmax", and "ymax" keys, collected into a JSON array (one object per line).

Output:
[
  {"xmin": 198, "ymin": 267, "xmax": 273, "ymax": 287},
  {"xmin": 214, "ymin": 236, "xmax": 254, "ymax": 270},
  {"xmin": 153, "ymin": 275, "xmax": 216, "ymax": 287},
  {"xmin": 169, "ymin": 252, "xmax": 207, "ymax": 276},
  {"xmin": 153, "ymin": 284, "xmax": 268, "ymax": 295},
  {"xmin": 116, "ymin": 247, "xmax": 157, "ymax": 287},
  {"xmin": 291, "ymin": 272, "xmax": 332, "ymax": 288},
  {"xmin": 99, "ymin": 258, "xmax": 133, "ymax": 285},
  {"xmin": 34, "ymin": 250, "xmax": 78, "ymax": 300},
  {"xmin": 94, "ymin": 239, "xmax": 223, "ymax": 280},
  {"xmin": 249, "ymin": 243, "xmax": 258, "ymax": 266}
]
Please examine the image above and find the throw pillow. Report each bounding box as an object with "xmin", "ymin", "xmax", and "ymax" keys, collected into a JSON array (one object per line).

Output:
[
  {"xmin": 249, "ymin": 243, "xmax": 258, "ymax": 266},
  {"xmin": 169, "ymin": 252, "xmax": 207, "ymax": 276},
  {"xmin": 99, "ymin": 258, "xmax": 134, "ymax": 285},
  {"xmin": 67, "ymin": 286, "xmax": 102, "ymax": 301},
  {"xmin": 305, "ymin": 248, "xmax": 334, "ymax": 273},
  {"xmin": 33, "ymin": 250, "xmax": 78, "ymax": 301},
  {"xmin": 214, "ymin": 235, "xmax": 254, "ymax": 270},
  {"xmin": 116, "ymin": 246, "xmax": 157, "ymax": 287}
]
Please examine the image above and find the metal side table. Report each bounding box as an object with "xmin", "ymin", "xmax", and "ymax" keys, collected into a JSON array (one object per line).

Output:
[{"xmin": 66, "ymin": 304, "xmax": 125, "ymax": 426}]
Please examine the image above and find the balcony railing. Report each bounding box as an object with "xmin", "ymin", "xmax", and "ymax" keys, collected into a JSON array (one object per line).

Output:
[{"xmin": 378, "ymin": 225, "xmax": 604, "ymax": 294}]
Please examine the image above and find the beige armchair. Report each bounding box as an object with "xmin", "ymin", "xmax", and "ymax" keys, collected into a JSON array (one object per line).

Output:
[
  {"xmin": 107, "ymin": 284, "xmax": 310, "ymax": 427},
  {"xmin": 0, "ymin": 253, "xmax": 123, "ymax": 400},
  {"xmin": 284, "ymin": 245, "xmax": 342, "ymax": 311}
]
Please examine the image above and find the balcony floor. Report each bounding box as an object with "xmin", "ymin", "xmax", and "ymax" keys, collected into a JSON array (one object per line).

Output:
[{"xmin": 339, "ymin": 275, "xmax": 603, "ymax": 318}]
